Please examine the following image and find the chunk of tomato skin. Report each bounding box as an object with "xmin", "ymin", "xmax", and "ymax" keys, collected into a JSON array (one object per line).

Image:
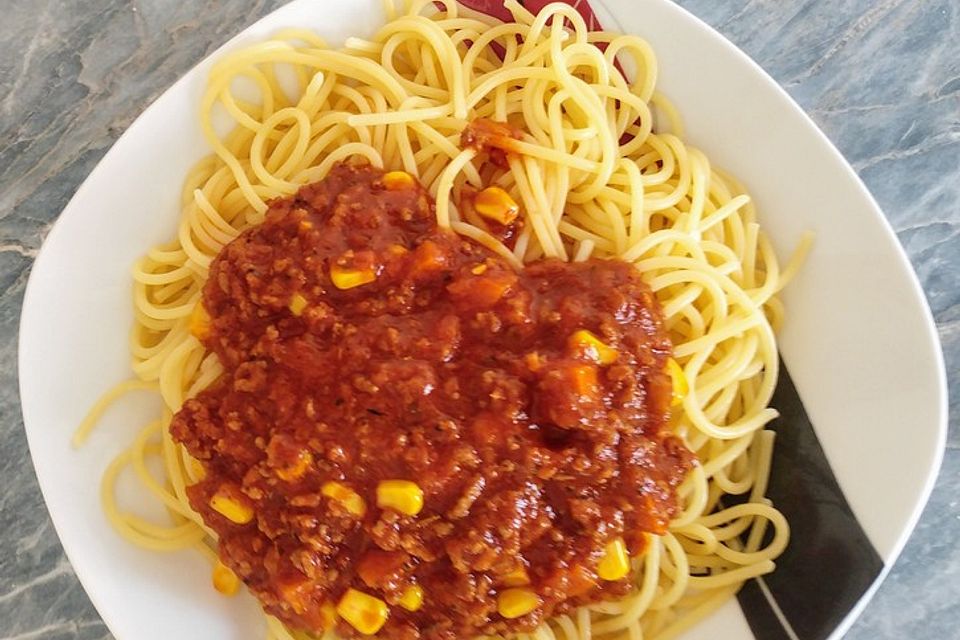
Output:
[
  {"xmin": 541, "ymin": 562, "xmax": 597, "ymax": 600},
  {"xmin": 625, "ymin": 531, "xmax": 650, "ymax": 557},
  {"xmin": 569, "ymin": 364, "xmax": 600, "ymax": 398},
  {"xmin": 266, "ymin": 434, "xmax": 308, "ymax": 473},
  {"xmin": 471, "ymin": 413, "xmax": 508, "ymax": 447},
  {"xmin": 567, "ymin": 563, "xmax": 599, "ymax": 597},
  {"xmin": 357, "ymin": 550, "xmax": 411, "ymax": 590},
  {"xmin": 533, "ymin": 362, "xmax": 604, "ymax": 429},
  {"xmin": 447, "ymin": 270, "xmax": 518, "ymax": 309},
  {"xmin": 275, "ymin": 573, "xmax": 313, "ymax": 615},
  {"xmin": 409, "ymin": 240, "xmax": 448, "ymax": 276},
  {"xmin": 649, "ymin": 368, "xmax": 674, "ymax": 416}
]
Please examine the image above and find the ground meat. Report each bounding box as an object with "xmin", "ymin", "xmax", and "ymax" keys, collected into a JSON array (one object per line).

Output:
[{"xmin": 170, "ymin": 162, "xmax": 694, "ymax": 639}]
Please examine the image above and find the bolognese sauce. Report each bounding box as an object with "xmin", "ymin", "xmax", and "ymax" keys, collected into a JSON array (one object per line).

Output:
[{"xmin": 171, "ymin": 163, "xmax": 694, "ymax": 639}]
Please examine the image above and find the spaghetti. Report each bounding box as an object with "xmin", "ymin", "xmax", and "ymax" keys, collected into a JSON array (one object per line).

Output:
[{"xmin": 76, "ymin": 1, "xmax": 811, "ymax": 638}]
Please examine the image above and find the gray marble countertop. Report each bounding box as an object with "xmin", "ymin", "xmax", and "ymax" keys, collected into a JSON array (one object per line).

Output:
[{"xmin": 1, "ymin": 1, "xmax": 957, "ymax": 638}]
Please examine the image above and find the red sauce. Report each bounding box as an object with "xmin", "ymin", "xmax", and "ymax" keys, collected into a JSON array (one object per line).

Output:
[
  {"xmin": 171, "ymin": 163, "xmax": 693, "ymax": 640},
  {"xmin": 460, "ymin": 118, "xmax": 522, "ymax": 167}
]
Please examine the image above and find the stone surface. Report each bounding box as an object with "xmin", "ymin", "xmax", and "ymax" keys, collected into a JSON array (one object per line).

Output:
[{"xmin": 0, "ymin": 0, "xmax": 956, "ymax": 638}]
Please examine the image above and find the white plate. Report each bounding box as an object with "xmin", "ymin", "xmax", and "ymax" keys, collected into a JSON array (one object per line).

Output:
[{"xmin": 18, "ymin": 0, "xmax": 948, "ymax": 639}]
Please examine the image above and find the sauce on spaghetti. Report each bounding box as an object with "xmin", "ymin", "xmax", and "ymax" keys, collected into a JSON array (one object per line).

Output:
[{"xmin": 171, "ymin": 163, "xmax": 693, "ymax": 639}]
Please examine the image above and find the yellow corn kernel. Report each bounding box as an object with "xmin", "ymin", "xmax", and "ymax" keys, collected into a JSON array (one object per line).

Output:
[
  {"xmin": 569, "ymin": 329, "xmax": 618, "ymax": 366},
  {"xmin": 337, "ymin": 588, "xmax": 389, "ymax": 635},
  {"xmin": 471, "ymin": 263, "xmax": 488, "ymax": 275},
  {"xmin": 497, "ymin": 588, "xmax": 540, "ymax": 619},
  {"xmin": 383, "ymin": 171, "xmax": 415, "ymax": 190},
  {"xmin": 319, "ymin": 601, "xmax": 338, "ymax": 629},
  {"xmin": 597, "ymin": 538, "xmax": 630, "ymax": 581},
  {"xmin": 190, "ymin": 302, "xmax": 211, "ymax": 340},
  {"xmin": 376, "ymin": 480, "xmax": 424, "ymax": 516},
  {"xmin": 667, "ymin": 358, "xmax": 687, "ymax": 407},
  {"xmin": 276, "ymin": 449, "xmax": 313, "ymax": 482},
  {"xmin": 398, "ymin": 584, "xmax": 424, "ymax": 612},
  {"xmin": 209, "ymin": 489, "xmax": 254, "ymax": 525},
  {"xmin": 330, "ymin": 264, "xmax": 377, "ymax": 290},
  {"xmin": 475, "ymin": 186, "xmax": 520, "ymax": 225},
  {"xmin": 502, "ymin": 565, "xmax": 530, "ymax": 587},
  {"xmin": 322, "ymin": 481, "xmax": 367, "ymax": 516},
  {"xmin": 212, "ymin": 561, "xmax": 240, "ymax": 596},
  {"xmin": 288, "ymin": 293, "xmax": 308, "ymax": 316}
]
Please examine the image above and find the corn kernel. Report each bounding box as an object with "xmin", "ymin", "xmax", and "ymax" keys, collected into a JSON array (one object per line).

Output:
[
  {"xmin": 322, "ymin": 481, "xmax": 367, "ymax": 516},
  {"xmin": 568, "ymin": 330, "xmax": 618, "ymax": 365},
  {"xmin": 597, "ymin": 538, "xmax": 630, "ymax": 581},
  {"xmin": 502, "ymin": 565, "xmax": 530, "ymax": 587},
  {"xmin": 212, "ymin": 561, "xmax": 240, "ymax": 596},
  {"xmin": 337, "ymin": 588, "xmax": 389, "ymax": 635},
  {"xmin": 330, "ymin": 264, "xmax": 377, "ymax": 290},
  {"xmin": 446, "ymin": 270, "xmax": 515, "ymax": 307},
  {"xmin": 276, "ymin": 449, "xmax": 313, "ymax": 482},
  {"xmin": 288, "ymin": 293, "xmax": 308, "ymax": 316},
  {"xmin": 319, "ymin": 601, "xmax": 338, "ymax": 629},
  {"xmin": 190, "ymin": 302, "xmax": 211, "ymax": 340},
  {"xmin": 475, "ymin": 186, "xmax": 520, "ymax": 225},
  {"xmin": 383, "ymin": 171, "xmax": 415, "ymax": 190},
  {"xmin": 471, "ymin": 263, "xmax": 488, "ymax": 275},
  {"xmin": 376, "ymin": 480, "xmax": 424, "ymax": 516},
  {"xmin": 209, "ymin": 488, "xmax": 254, "ymax": 524},
  {"xmin": 667, "ymin": 358, "xmax": 687, "ymax": 407},
  {"xmin": 497, "ymin": 588, "xmax": 540, "ymax": 619},
  {"xmin": 398, "ymin": 584, "xmax": 424, "ymax": 611}
]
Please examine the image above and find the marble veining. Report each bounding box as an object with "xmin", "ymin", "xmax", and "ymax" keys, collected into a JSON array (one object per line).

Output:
[{"xmin": 0, "ymin": 1, "xmax": 957, "ymax": 638}]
